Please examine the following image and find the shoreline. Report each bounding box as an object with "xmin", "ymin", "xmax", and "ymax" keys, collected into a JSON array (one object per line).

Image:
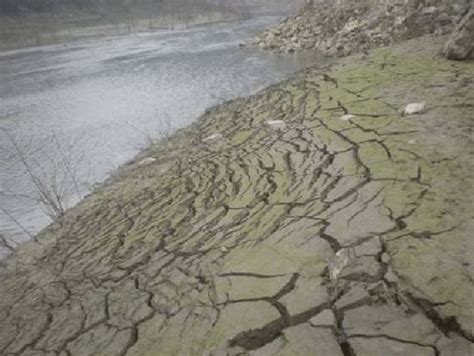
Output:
[{"xmin": 0, "ymin": 15, "xmax": 314, "ymax": 253}]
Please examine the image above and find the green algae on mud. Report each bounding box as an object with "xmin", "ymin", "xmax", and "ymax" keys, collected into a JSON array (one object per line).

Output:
[{"xmin": 0, "ymin": 36, "xmax": 473, "ymax": 355}]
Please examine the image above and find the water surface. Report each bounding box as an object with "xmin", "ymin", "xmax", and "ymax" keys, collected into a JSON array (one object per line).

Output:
[{"xmin": 0, "ymin": 17, "xmax": 320, "ymax": 253}]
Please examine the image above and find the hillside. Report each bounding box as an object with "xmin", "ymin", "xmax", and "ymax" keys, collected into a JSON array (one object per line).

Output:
[{"xmin": 253, "ymin": 0, "xmax": 471, "ymax": 56}]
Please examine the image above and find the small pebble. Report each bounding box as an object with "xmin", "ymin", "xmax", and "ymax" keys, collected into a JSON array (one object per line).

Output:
[
  {"xmin": 266, "ymin": 120, "xmax": 286, "ymax": 129},
  {"xmin": 340, "ymin": 114, "xmax": 355, "ymax": 121},
  {"xmin": 403, "ymin": 102, "xmax": 426, "ymax": 115},
  {"xmin": 203, "ymin": 133, "xmax": 223, "ymax": 142},
  {"xmin": 138, "ymin": 157, "xmax": 157, "ymax": 166}
]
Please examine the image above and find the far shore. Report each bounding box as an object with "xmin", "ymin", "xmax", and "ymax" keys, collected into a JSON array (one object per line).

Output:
[{"xmin": 0, "ymin": 12, "xmax": 245, "ymax": 51}]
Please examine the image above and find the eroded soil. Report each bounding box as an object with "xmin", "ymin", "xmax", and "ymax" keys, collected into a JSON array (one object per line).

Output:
[{"xmin": 0, "ymin": 36, "xmax": 473, "ymax": 355}]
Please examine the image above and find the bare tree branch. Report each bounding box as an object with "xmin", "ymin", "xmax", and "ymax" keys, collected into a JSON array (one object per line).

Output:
[
  {"xmin": 0, "ymin": 233, "xmax": 16, "ymax": 252},
  {"xmin": 1, "ymin": 128, "xmax": 85, "ymax": 221},
  {"xmin": 0, "ymin": 207, "xmax": 35, "ymax": 242}
]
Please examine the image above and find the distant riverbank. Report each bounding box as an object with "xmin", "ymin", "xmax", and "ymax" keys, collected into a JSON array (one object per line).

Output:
[{"xmin": 0, "ymin": 11, "xmax": 242, "ymax": 51}]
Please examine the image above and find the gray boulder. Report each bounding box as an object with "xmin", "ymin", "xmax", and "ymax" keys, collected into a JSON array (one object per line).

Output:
[{"xmin": 443, "ymin": 8, "xmax": 474, "ymax": 60}]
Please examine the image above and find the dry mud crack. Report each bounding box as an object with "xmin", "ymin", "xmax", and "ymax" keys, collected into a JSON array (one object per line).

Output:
[{"xmin": 1, "ymin": 37, "xmax": 473, "ymax": 355}]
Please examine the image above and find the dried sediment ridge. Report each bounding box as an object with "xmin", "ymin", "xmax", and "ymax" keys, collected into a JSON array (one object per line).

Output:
[{"xmin": 0, "ymin": 36, "xmax": 473, "ymax": 355}]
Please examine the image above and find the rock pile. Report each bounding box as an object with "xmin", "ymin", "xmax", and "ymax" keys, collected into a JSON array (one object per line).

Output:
[{"xmin": 253, "ymin": 0, "xmax": 471, "ymax": 56}]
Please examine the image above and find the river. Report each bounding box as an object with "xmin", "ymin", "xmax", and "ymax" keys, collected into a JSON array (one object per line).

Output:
[{"xmin": 0, "ymin": 16, "xmax": 319, "ymax": 255}]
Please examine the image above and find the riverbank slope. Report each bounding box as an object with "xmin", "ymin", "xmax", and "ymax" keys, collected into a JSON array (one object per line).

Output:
[
  {"xmin": 253, "ymin": 0, "xmax": 471, "ymax": 55},
  {"xmin": 0, "ymin": 35, "xmax": 473, "ymax": 355}
]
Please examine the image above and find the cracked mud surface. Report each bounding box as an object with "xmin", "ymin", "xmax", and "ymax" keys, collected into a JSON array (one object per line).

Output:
[{"xmin": 1, "ymin": 36, "xmax": 473, "ymax": 355}]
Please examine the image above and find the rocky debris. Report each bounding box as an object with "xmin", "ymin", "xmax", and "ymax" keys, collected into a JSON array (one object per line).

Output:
[
  {"xmin": 253, "ymin": 0, "xmax": 471, "ymax": 56},
  {"xmin": 0, "ymin": 38, "xmax": 473, "ymax": 355},
  {"xmin": 444, "ymin": 8, "xmax": 474, "ymax": 60},
  {"xmin": 403, "ymin": 102, "xmax": 427, "ymax": 115}
]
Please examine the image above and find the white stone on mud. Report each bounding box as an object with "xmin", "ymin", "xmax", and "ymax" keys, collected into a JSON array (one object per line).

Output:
[
  {"xmin": 328, "ymin": 248, "xmax": 351, "ymax": 280},
  {"xmin": 266, "ymin": 120, "xmax": 286, "ymax": 130},
  {"xmin": 220, "ymin": 246, "xmax": 228, "ymax": 253},
  {"xmin": 203, "ymin": 133, "xmax": 223, "ymax": 142},
  {"xmin": 138, "ymin": 157, "xmax": 157, "ymax": 166},
  {"xmin": 403, "ymin": 102, "xmax": 426, "ymax": 115},
  {"xmin": 340, "ymin": 114, "xmax": 355, "ymax": 121},
  {"xmin": 408, "ymin": 139, "xmax": 417, "ymax": 145}
]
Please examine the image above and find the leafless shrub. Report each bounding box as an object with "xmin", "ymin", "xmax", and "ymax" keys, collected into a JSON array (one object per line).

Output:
[
  {"xmin": 0, "ymin": 207, "xmax": 35, "ymax": 242},
  {"xmin": 0, "ymin": 233, "xmax": 17, "ymax": 252},
  {"xmin": 156, "ymin": 113, "xmax": 173, "ymax": 142},
  {"xmin": 0, "ymin": 128, "xmax": 86, "ymax": 221},
  {"xmin": 125, "ymin": 111, "xmax": 174, "ymax": 149}
]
